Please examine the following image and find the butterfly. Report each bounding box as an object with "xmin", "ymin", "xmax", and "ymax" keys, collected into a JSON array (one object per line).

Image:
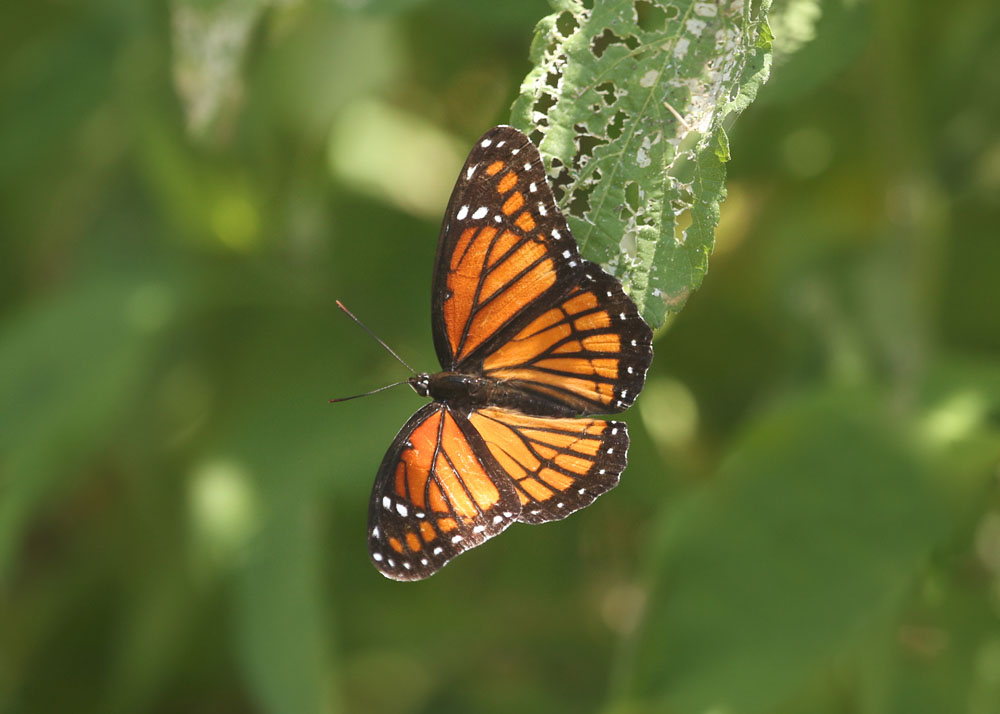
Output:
[{"xmin": 355, "ymin": 125, "xmax": 653, "ymax": 581}]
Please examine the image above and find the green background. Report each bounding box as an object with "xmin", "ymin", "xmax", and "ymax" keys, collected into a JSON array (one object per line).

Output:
[{"xmin": 2, "ymin": 1, "xmax": 999, "ymax": 713}]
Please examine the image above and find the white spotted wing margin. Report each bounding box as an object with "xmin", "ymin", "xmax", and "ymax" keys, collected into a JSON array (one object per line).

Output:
[
  {"xmin": 367, "ymin": 403, "xmax": 521, "ymax": 581},
  {"xmin": 430, "ymin": 124, "xmax": 582, "ymax": 372}
]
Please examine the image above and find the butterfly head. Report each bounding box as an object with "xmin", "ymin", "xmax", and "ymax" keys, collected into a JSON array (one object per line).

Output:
[{"xmin": 408, "ymin": 374, "xmax": 432, "ymax": 398}]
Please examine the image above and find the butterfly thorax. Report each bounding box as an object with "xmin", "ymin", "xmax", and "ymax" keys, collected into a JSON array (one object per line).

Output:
[{"xmin": 407, "ymin": 371, "xmax": 582, "ymax": 417}]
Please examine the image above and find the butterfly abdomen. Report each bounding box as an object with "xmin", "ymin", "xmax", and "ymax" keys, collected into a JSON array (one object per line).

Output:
[{"xmin": 421, "ymin": 371, "xmax": 584, "ymax": 418}]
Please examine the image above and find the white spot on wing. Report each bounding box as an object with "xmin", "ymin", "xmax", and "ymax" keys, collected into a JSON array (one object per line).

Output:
[
  {"xmin": 382, "ymin": 496, "xmax": 391, "ymax": 510},
  {"xmin": 456, "ymin": 205, "xmax": 469, "ymax": 220},
  {"xmin": 473, "ymin": 525, "xmax": 486, "ymax": 534},
  {"xmin": 451, "ymin": 535, "xmax": 463, "ymax": 543},
  {"xmin": 481, "ymin": 139, "xmax": 492, "ymax": 147},
  {"xmin": 466, "ymin": 166, "xmax": 476, "ymax": 180},
  {"xmin": 472, "ymin": 206, "xmax": 488, "ymax": 220},
  {"xmin": 395, "ymin": 503, "xmax": 408, "ymax": 517},
  {"xmin": 373, "ymin": 552, "xmax": 383, "ymax": 561}
]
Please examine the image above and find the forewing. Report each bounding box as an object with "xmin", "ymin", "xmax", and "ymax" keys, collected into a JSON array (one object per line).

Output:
[
  {"xmin": 480, "ymin": 267, "xmax": 653, "ymax": 415},
  {"xmin": 368, "ymin": 403, "xmax": 521, "ymax": 581},
  {"xmin": 431, "ymin": 125, "xmax": 581, "ymax": 369},
  {"xmin": 467, "ymin": 407, "xmax": 629, "ymax": 524}
]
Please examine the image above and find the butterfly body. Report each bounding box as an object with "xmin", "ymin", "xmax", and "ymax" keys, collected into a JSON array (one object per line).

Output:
[
  {"xmin": 409, "ymin": 372, "xmax": 589, "ymax": 417},
  {"xmin": 361, "ymin": 125, "xmax": 653, "ymax": 581}
]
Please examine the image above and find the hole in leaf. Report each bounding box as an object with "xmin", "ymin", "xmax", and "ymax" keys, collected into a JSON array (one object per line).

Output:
[
  {"xmin": 590, "ymin": 29, "xmax": 639, "ymax": 59},
  {"xmin": 607, "ymin": 110, "xmax": 628, "ymax": 139},
  {"xmin": 576, "ymin": 131, "xmax": 607, "ymax": 164},
  {"xmin": 545, "ymin": 71, "xmax": 560, "ymax": 89},
  {"xmin": 550, "ymin": 157, "xmax": 571, "ymax": 203},
  {"xmin": 673, "ymin": 208, "xmax": 692, "ymax": 244},
  {"xmin": 670, "ymin": 152, "xmax": 696, "ymax": 184},
  {"xmin": 625, "ymin": 181, "xmax": 640, "ymax": 212},
  {"xmin": 555, "ymin": 11, "xmax": 579, "ymax": 38},
  {"xmin": 595, "ymin": 81, "xmax": 617, "ymax": 106},
  {"xmin": 635, "ymin": 0, "xmax": 670, "ymax": 32},
  {"xmin": 568, "ymin": 182, "xmax": 593, "ymax": 218},
  {"xmin": 533, "ymin": 90, "xmax": 557, "ymax": 119}
]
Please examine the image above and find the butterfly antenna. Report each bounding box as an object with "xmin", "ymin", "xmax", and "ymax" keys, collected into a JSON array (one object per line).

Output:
[
  {"xmin": 335, "ymin": 300, "xmax": 417, "ymax": 374},
  {"xmin": 329, "ymin": 380, "xmax": 410, "ymax": 404}
]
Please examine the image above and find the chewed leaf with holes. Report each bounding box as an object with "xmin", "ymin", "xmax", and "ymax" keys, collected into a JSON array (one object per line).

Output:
[{"xmin": 512, "ymin": 0, "xmax": 772, "ymax": 327}]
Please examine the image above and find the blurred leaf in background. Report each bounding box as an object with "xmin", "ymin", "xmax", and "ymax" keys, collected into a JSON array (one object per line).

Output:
[{"xmin": 1, "ymin": 1, "xmax": 999, "ymax": 714}]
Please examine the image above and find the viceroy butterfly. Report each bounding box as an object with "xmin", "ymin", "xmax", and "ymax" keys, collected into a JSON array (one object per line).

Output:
[{"xmin": 342, "ymin": 125, "xmax": 653, "ymax": 581}]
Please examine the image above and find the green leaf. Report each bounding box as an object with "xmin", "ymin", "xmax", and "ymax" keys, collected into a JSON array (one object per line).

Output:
[
  {"xmin": 512, "ymin": 0, "xmax": 772, "ymax": 327},
  {"xmin": 0, "ymin": 278, "xmax": 164, "ymax": 580},
  {"xmin": 615, "ymin": 389, "xmax": 953, "ymax": 713},
  {"xmin": 235, "ymin": 494, "xmax": 338, "ymax": 714}
]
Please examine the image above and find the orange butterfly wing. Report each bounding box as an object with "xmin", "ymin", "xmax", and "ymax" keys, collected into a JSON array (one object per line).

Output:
[
  {"xmin": 431, "ymin": 126, "xmax": 652, "ymax": 415},
  {"xmin": 467, "ymin": 407, "xmax": 629, "ymax": 523},
  {"xmin": 368, "ymin": 404, "xmax": 521, "ymax": 581},
  {"xmin": 479, "ymin": 271, "xmax": 651, "ymax": 415},
  {"xmin": 366, "ymin": 126, "xmax": 654, "ymax": 580},
  {"xmin": 431, "ymin": 126, "xmax": 581, "ymax": 370}
]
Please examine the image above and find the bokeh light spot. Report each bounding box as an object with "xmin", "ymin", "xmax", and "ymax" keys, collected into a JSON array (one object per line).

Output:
[
  {"xmin": 327, "ymin": 100, "xmax": 466, "ymax": 219},
  {"xmin": 126, "ymin": 282, "xmax": 175, "ymax": 334},
  {"xmin": 781, "ymin": 126, "xmax": 833, "ymax": 178},
  {"xmin": 189, "ymin": 458, "xmax": 258, "ymax": 564},
  {"xmin": 638, "ymin": 376, "xmax": 699, "ymax": 449},
  {"xmin": 210, "ymin": 192, "xmax": 260, "ymax": 252}
]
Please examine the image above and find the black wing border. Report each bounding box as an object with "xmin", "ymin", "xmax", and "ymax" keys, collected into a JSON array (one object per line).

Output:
[
  {"xmin": 367, "ymin": 402, "xmax": 522, "ymax": 581},
  {"xmin": 430, "ymin": 125, "xmax": 581, "ymax": 371}
]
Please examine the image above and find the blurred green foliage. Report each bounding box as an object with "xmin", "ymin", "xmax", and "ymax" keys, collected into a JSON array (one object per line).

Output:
[{"xmin": 2, "ymin": 1, "xmax": 999, "ymax": 713}]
